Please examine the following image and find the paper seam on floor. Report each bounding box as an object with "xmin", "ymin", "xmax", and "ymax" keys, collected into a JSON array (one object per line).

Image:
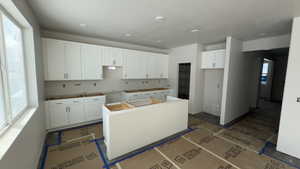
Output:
[
  {"xmin": 215, "ymin": 132, "xmax": 259, "ymax": 153},
  {"xmin": 154, "ymin": 147, "xmax": 181, "ymax": 169},
  {"xmin": 181, "ymin": 136, "xmax": 242, "ymax": 169}
]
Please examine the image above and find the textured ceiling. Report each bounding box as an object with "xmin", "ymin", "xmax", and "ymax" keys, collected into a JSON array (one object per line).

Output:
[{"xmin": 27, "ymin": 0, "xmax": 299, "ymax": 49}]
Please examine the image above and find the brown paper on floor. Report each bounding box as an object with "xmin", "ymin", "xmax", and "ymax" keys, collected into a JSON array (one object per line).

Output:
[
  {"xmin": 184, "ymin": 129, "xmax": 296, "ymax": 169},
  {"xmin": 243, "ymin": 115, "xmax": 279, "ymax": 131},
  {"xmin": 119, "ymin": 149, "xmax": 174, "ymax": 169},
  {"xmin": 61, "ymin": 124, "xmax": 103, "ymax": 143},
  {"xmin": 157, "ymin": 137, "xmax": 237, "ymax": 169},
  {"xmin": 44, "ymin": 138, "xmax": 104, "ymax": 169},
  {"xmin": 228, "ymin": 121, "xmax": 275, "ymax": 141},
  {"xmin": 188, "ymin": 117, "xmax": 222, "ymax": 133},
  {"xmin": 217, "ymin": 129, "xmax": 265, "ymax": 152}
]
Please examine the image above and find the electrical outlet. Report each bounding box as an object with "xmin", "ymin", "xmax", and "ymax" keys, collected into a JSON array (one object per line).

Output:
[{"xmin": 297, "ymin": 97, "xmax": 300, "ymax": 103}]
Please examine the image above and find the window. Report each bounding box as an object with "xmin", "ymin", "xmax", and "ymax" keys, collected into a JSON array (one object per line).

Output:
[
  {"xmin": 260, "ymin": 60, "xmax": 270, "ymax": 85},
  {"xmin": 0, "ymin": 11, "xmax": 28, "ymax": 131}
]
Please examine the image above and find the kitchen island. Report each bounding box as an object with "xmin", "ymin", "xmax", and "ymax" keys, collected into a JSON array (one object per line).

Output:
[{"xmin": 102, "ymin": 96, "xmax": 188, "ymax": 160}]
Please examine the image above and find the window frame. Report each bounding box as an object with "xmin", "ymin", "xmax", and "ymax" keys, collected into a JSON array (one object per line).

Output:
[{"xmin": 0, "ymin": 8, "xmax": 29, "ymax": 134}]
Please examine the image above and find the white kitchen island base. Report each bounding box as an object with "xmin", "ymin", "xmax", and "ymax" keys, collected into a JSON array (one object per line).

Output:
[{"xmin": 103, "ymin": 96, "xmax": 188, "ymax": 160}]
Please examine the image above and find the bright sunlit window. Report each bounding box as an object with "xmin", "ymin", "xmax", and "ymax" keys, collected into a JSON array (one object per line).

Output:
[
  {"xmin": 261, "ymin": 60, "xmax": 270, "ymax": 85},
  {"xmin": 0, "ymin": 11, "xmax": 28, "ymax": 131}
]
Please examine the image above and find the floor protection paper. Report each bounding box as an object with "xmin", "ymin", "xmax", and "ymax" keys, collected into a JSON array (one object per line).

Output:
[
  {"xmin": 184, "ymin": 129, "xmax": 297, "ymax": 169},
  {"xmin": 157, "ymin": 137, "xmax": 236, "ymax": 169}
]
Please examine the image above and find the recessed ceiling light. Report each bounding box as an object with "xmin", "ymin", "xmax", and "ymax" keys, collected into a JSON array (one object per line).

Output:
[
  {"xmin": 190, "ymin": 29, "xmax": 200, "ymax": 33},
  {"xmin": 155, "ymin": 16, "xmax": 166, "ymax": 22},
  {"xmin": 79, "ymin": 23, "xmax": 87, "ymax": 27},
  {"xmin": 125, "ymin": 33, "xmax": 132, "ymax": 37},
  {"xmin": 156, "ymin": 40, "xmax": 162, "ymax": 43}
]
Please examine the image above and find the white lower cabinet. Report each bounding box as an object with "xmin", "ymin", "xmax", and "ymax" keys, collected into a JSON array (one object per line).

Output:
[
  {"xmin": 48, "ymin": 101, "xmax": 69, "ymax": 128},
  {"xmin": 68, "ymin": 100, "xmax": 85, "ymax": 124},
  {"xmin": 84, "ymin": 97, "xmax": 105, "ymax": 121},
  {"xmin": 45, "ymin": 96, "xmax": 106, "ymax": 130}
]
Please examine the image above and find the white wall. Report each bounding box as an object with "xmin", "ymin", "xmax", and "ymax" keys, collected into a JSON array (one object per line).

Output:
[
  {"xmin": 277, "ymin": 17, "xmax": 300, "ymax": 159},
  {"xmin": 271, "ymin": 55, "xmax": 288, "ymax": 101},
  {"xmin": 168, "ymin": 44, "xmax": 204, "ymax": 114},
  {"xmin": 0, "ymin": 0, "xmax": 46, "ymax": 169},
  {"xmin": 242, "ymin": 34, "xmax": 291, "ymax": 52},
  {"xmin": 45, "ymin": 68, "xmax": 169, "ymax": 103},
  {"xmin": 220, "ymin": 37, "xmax": 261, "ymax": 125}
]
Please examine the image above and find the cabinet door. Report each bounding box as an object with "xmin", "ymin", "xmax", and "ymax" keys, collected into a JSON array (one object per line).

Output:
[
  {"xmin": 123, "ymin": 50, "xmax": 147, "ymax": 79},
  {"xmin": 44, "ymin": 39, "xmax": 65, "ymax": 80},
  {"xmin": 84, "ymin": 99, "xmax": 104, "ymax": 121},
  {"xmin": 68, "ymin": 100, "xmax": 85, "ymax": 125},
  {"xmin": 65, "ymin": 42, "xmax": 82, "ymax": 80},
  {"xmin": 214, "ymin": 50, "xmax": 225, "ymax": 69},
  {"xmin": 111, "ymin": 47, "xmax": 123, "ymax": 66},
  {"xmin": 159, "ymin": 54, "xmax": 169, "ymax": 78},
  {"xmin": 49, "ymin": 101, "xmax": 68, "ymax": 128},
  {"xmin": 81, "ymin": 44, "xmax": 103, "ymax": 80},
  {"xmin": 147, "ymin": 53, "xmax": 160, "ymax": 79},
  {"xmin": 102, "ymin": 46, "xmax": 113, "ymax": 66},
  {"xmin": 201, "ymin": 51, "xmax": 212, "ymax": 69}
]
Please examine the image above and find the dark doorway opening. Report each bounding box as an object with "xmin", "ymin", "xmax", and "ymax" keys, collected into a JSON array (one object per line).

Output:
[{"xmin": 178, "ymin": 63, "xmax": 191, "ymax": 99}]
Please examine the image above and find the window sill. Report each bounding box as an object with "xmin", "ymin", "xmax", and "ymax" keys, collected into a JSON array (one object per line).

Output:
[{"xmin": 0, "ymin": 107, "xmax": 38, "ymax": 160}]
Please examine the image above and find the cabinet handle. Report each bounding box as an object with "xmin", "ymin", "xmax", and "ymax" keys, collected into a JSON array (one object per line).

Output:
[
  {"xmin": 113, "ymin": 60, "xmax": 116, "ymax": 65},
  {"xmin": 56, "ymin": 103, "xmax": 63, "ymax": 105},
  {"xmin": 212, "ymin": 63, "xmax": 216, "ymax": 68},
  {"xmin": 64, "ymin": 73, "xmax": 69, "ymax": 79}
]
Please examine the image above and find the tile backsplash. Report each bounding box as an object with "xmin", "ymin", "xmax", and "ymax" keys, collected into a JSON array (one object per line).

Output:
[{"xmin": 45, "ymin": 67, "xmax": 170, "ymax": 102}]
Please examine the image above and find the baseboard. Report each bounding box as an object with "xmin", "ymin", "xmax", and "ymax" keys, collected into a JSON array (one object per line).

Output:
[
  {"xmin": 46, "ymin": 119, "xmax": 102, "ymax": 133},
  {"xmin": 35, "ymin": 131, "xmax": 47, "ymax": 169},
  {"xmin": 222, "ymin": 111, "xmax": 250, "ymax": 128}
]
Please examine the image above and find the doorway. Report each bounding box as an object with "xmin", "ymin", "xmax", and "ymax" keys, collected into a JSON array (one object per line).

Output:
[
  {"xmin": 178, "ymin": 63, "xmax": 191, "ymax": 99},
  {"xmin": 253, "ymin": 48, "xmax": 289, "ymax": 134}
]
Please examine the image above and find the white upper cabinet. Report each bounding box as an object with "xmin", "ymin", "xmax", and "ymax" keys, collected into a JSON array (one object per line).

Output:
[
  {"xmin": 147, "ymin": 53, "xmax": 160, "ymax": 79},
  {"xmin": 43, "ymin": 38, "xmax": 65, "ymax": 80},
  {"xmin": 161, "ymin": 54, "xmax": 169, "ymax": 78},
  {"xmin": 123, "ymin": 49, "xmax": 147, "ymax": 79},
  {"xmin": 122, "ymin": 50, "xmax": 169, "ymax": 79},
  {"xmin": 65, "ymin": 42, "xmax": 82, "ymax": 80},
  {"xmin": 102, "ymin": 46, "xmax": 123, "ymax": 66},
  {"xmin": 81, "ymin": 44, "xmax": 103, "ymax": 80},
  {"xmin": 43, "ymin": 38, "xmax": 104, "ymax": 81},
  {"xmin": 43, "ymin": 38, "xmax": 82, "ymax": 81},
  {"xmin": 214, "ymin": 50, "xmax": 226, "ymax": 68},
  {"xmin": 43, "ymin": 38, "xmax": 168, "ymax": 81},
  {"xmin": 201, "ymin": 49, "xmax": 226, "ymax": 69}
]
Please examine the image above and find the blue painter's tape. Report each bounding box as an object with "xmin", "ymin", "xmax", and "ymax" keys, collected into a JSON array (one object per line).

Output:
[
  {"xmin": 261, "ymin": 141, "xmax": 300, "ymax": 169},
  {"xmin": 39, "ymin": 145, "xmax": 48, "ymax": 169},
  {"xmin": 58, "ymin": 131, "xmax": 62, "ymax": 144},
  {"xmin": 107, "ymin": 128, "xmax": 194, "ymax": 167},
  {"xmin": 94, "ymin": 140, "xmax": 110, "ymax": 169}
]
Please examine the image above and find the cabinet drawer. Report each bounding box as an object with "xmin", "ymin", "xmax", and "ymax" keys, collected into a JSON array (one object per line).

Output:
[{"xmin": 84, "ymin": 96, "xmax": 106, "ymax": 103}]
